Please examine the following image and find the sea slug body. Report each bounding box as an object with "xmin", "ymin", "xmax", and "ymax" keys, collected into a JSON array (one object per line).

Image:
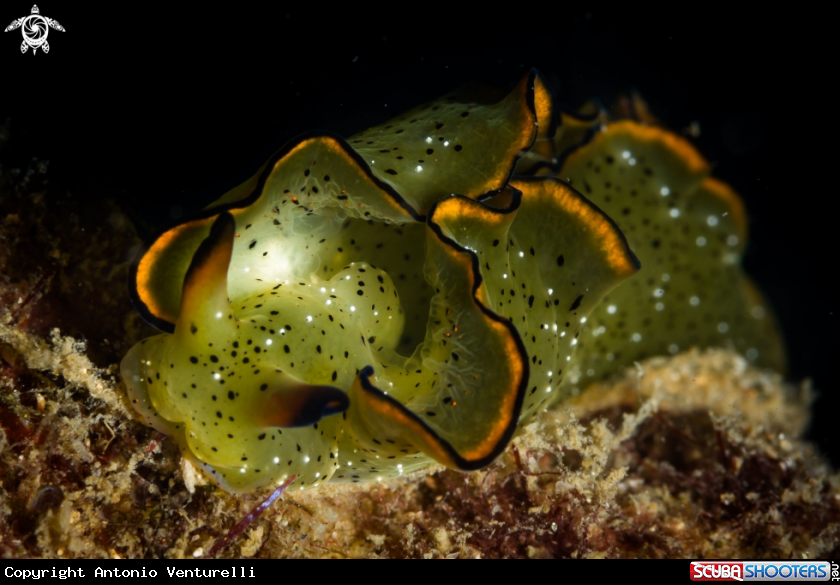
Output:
[{"xmin": 121, "ymin": 71, "xmax": 783, "ymax": 493}]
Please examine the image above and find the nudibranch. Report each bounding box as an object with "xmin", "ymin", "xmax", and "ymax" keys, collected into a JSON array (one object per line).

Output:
[{"xmin": 121, "ymin": 71, "xmax": 784, "ymax": 493}]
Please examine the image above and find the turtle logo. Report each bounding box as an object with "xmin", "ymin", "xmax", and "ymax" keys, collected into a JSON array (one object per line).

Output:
[{"xmin": 4, "ymin": 5, "xmax": 64, "ymax": 54}]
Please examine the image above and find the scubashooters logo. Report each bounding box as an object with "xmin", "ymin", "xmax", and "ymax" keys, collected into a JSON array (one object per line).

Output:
[
  {"xmin": 4, "ymin": 5, "xmax": 64, "ymax": 54},
  {"xmin": 690, "ymin": 561, "xmax": 835, "ymax": 582}
]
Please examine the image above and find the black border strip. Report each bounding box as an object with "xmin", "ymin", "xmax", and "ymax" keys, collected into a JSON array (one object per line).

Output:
[
  {"xmin": 455, "ymin": 69, "xmax": 540, "ymax": 205},
  {"xmin": 354, "ymin": 190, "xmax": 530, "ymax": 470},
  {"xmin": 129, "ymin": 130, "xmax": 429, "ymax": 332},
  {"xmin": 182, "ymin": 211, "xmax": 236, "ymax": 289},
  {"xmin": 522, "ymin": 100, "xmax": 607, "ymax": 177},
  {"xmin": 129, "ymin": 71, "xmax": 542, "ymax": 332}
]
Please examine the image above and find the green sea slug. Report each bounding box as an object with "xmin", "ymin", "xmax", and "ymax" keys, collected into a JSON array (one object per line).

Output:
[{"xmin": 121, "ymin": 71, "xmax": 783, "ymax": 493}]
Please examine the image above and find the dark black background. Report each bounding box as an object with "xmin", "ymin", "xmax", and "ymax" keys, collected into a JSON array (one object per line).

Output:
[{"xmin": 2, "ymin": 6, "xmax": 835, "ymax": 463}]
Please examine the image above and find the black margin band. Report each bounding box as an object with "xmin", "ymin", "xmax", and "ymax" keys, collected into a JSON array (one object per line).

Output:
[
  {"xmin": 354, "ymin": 189, "xmax": 530, "ymax": 470},
  {"xmin": 129, "ymin": 130, "xmax": 429, "ymax": 332},
  {"xmin": 129, "ymin": 70, "xmax": 542, "ymax": 332},
  {"xmin": 181, "ymin": 212, "xmax": 236, "ymax": 293}
]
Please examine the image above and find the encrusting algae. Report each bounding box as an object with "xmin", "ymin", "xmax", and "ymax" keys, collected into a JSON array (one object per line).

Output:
[{"xmin": 0, "ymin": 73, "xmax": 837, "ymax": 558}]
